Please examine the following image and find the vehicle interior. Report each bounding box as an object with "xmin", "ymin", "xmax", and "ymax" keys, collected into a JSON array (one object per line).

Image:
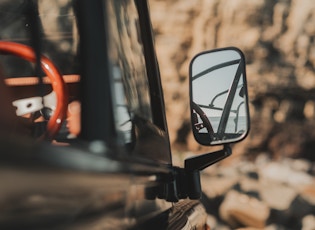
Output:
[{"xmin": 0, "ymin": 0, "xmax": 80, "ymax": 142}]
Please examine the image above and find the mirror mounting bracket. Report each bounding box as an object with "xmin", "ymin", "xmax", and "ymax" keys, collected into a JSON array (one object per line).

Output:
[
  {"xmin": 185, "ymin": 145, "xmax": 232, "ymax": 199},
  {"xmin": 184, "ymin": 145, "xmax": 232, "ymax": 172},
  {"xmin": 149, "ymin": 146, "xmax": 232, "ymax": 202}
]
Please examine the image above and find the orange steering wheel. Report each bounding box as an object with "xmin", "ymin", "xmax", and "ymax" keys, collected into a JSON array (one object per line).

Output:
[{"xmin": 0, "ymin": 41, "xmax": 68, "ymax": 140}]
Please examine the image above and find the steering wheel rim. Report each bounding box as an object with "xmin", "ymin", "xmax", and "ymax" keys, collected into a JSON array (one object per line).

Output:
[
  {"xmin": 0, "ymin": 41, "xmax": 68, "ymax": 140},
  {"xmin": 192, "ymin": 102, "xmax": 215, "ymax": 137}
]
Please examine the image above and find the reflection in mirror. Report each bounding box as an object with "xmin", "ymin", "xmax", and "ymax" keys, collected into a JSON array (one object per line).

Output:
[{"xmin": 189, "ymin": 47, "xmax": 250, "ymax": 146}]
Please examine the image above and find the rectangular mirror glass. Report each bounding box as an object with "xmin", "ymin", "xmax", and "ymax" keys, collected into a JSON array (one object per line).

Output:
[{"xmin": 189, "ymin": 47, "xmax": 250, "ymax": 145}]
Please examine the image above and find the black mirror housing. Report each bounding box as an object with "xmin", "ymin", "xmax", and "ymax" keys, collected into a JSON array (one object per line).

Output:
[{"xmin": 189, "ymin": 47, "xmax": 250, "ymax": 146}]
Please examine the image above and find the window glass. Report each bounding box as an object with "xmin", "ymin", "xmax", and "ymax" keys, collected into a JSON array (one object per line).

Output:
[
  {"xmin": 106, "ymin": 0, "xmax": 170, "ymax": 163},
  {"xmin": 106, "ymin": 0, "xmax": 152, "ymax": 144},
  {"xmin": 0, "ymin": 0, "xmax": 79, "ymax": 140},
  {"xmin": 0, "ymin": 0, "xmax": 78, "ymax": 77}
]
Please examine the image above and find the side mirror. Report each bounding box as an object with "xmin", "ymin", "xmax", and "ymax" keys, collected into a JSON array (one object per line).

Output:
[{"xmin": 189, "ymin": 47, "xmax": 250, "ymax": 146}]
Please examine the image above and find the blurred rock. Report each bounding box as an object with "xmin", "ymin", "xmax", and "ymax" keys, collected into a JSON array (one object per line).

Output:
[
  {"xmin": 199, "ymin": 154, "xmax": 315, "ymax": 229},
  {"xmin": 259, "ymin": 180, "xmax": 297, "ymax": 210},
  {"xmin": 219, "ymin": 190, "xmax": 270, "ymax": 228},
  {"xmin": 302, "ymin": 215, "xmax": 315, "ymax": 230},
  {"xmin": 201, "ymin": 176, "xmax": 237, "ymax": 199},
  {"xmin": 261, "ymin": 161, "xmax": 314, "ymax": 186},
  {"xmin": 300, "ymin": 184, "xmax": 315, "ymax": 205}
]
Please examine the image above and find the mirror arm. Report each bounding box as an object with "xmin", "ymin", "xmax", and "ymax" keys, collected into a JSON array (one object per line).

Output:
[{"xmin": 184, "ymin": 145, "xmax": 232, "ymax": 172}]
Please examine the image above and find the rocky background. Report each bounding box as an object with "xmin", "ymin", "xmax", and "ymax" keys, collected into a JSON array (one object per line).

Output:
[
  {"xmin": 150, "ymin": 0, "xmax": 315, "ymax": 159},
  {"xmin": 149, "ymin": 0, "xmax": 315, "ymax": 229}
]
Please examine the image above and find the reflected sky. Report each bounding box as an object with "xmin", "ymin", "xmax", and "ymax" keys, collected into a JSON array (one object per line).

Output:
[{"xmin": 191, "ymin": 49, "xmax": 246, "ymax": 117}]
